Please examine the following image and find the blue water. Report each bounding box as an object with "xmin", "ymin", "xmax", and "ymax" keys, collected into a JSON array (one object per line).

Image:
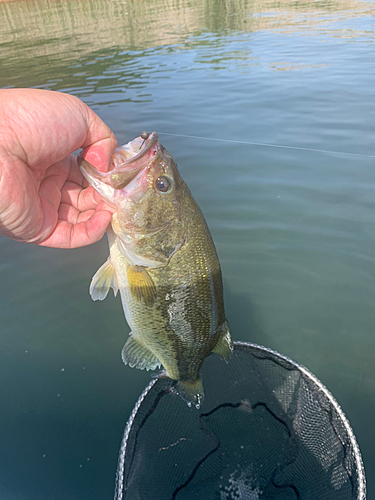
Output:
[{"xmin": 0, "ymin": 0, "xmax": 374, "ymax": 498}]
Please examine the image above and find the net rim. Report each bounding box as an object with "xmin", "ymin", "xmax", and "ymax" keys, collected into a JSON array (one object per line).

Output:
[{"xmin": 114, "ymin": 341, "xmax": 366, "ymax": 500}]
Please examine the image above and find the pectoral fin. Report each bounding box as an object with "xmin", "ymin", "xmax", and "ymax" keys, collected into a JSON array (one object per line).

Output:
[
  {"xmin": 122, "ymin": 334, "xmax": 161, "ymax": 371},
  {"xmin": 212, "ymin": 321, "xmax": 233, "ymax": 362},
  {"xmin": 127, "ymin": 265, "xmax": 156, "ymax": 307},
  {"xmin": 89, "ymin": 259, "xmax": 118, "ymax": 301}
]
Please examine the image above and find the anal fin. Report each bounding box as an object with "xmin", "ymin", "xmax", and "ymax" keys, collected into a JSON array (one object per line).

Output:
[
  {"xmin": 89, "ymin": 259, "xmax": 118, "ymax": 301},
  {"xmin": 127, "ymin": 265, "xmax": 156, "ymax": 307},
  {"xmin": 122, "ymin": 334, "xmax": 161, "ymax": 371},
  {"xmin": 212, "ymin": 321, "xmax": 233, "ymax": 363}
]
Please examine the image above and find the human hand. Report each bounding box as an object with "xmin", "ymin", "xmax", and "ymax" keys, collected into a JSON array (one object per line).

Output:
[{"xmin": 0, "ymin": 88, "xmax": 117, "ymax": 248}]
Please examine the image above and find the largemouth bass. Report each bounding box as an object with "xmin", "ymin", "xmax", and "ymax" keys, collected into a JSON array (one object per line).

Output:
[{"xmin": 79, "ymin": 131, "xmax": 233, "ymax": 408}]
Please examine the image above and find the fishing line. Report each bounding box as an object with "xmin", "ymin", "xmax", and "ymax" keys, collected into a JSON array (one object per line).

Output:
[{"xmin": 158, "ymin": 132, "xmax": 375, "ymax": 159}]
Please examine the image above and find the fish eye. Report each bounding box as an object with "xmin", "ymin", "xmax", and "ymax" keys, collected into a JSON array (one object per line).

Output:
[{"xmin": 155, "ymin": 176, "xmax": 172, "ymax": 193}]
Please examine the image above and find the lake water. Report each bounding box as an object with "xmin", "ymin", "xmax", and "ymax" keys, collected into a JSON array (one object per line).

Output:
[{"xmin": 0, "ymin": 0, "xmax": 374, "ymax": 498}]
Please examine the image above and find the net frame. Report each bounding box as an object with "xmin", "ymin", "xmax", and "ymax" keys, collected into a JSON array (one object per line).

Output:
[{"xmin": 114, "ymin": 342, "xmax": 366, "ymax": 500}]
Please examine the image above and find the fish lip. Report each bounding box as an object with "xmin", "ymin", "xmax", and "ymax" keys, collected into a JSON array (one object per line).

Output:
[
  {"xmin": 78, "ymin": 131, "xmax": 159, "ymax": 190},
  {"xmin": 113, "ymin": 131, "xmax": 159, "ymax": 170}
]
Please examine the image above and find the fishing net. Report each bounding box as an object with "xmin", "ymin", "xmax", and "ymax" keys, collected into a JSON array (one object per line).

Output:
[{"xmin": 115, "ymin": 342, "xmax": 366, "ymax": 500}]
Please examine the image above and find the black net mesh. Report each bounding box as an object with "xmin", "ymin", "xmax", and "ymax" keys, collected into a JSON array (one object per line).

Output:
[{"xmin": 115, "ymin": 343, "xmax": 366, "ymax": 500}]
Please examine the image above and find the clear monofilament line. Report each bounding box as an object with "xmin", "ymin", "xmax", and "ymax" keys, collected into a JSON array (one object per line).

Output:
[{"xmin": 158, "ymin": 132, "xmax": 375, "ymax": 159}]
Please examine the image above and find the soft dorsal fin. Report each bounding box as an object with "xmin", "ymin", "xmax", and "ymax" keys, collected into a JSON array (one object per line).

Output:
[
  {"xmin": 89, "ymin": 259, "xmax": 118, "ymax": 301},
  {"xmin": 212, "ymin": 321, "xmax": 233, "ymax": 362},
  {"xmin": 122, "ymin": 334, "xmax": 161, "ymax": 371},
  {"xmin": 127, "ymin": 265, "xmax": 156, "ymax": 307}
]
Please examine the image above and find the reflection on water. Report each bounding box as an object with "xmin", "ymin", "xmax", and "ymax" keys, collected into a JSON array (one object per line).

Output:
[
  {"xmin": 1, "ymin": 0, "xmax": 375, "ymax": 50},
  {"xmin": 1, "ymin": 0, "xmax": 375, "ymax": 91},
  {"xmin": 0, "ymin": 0, "xmax": 375, "ymax": 498}
]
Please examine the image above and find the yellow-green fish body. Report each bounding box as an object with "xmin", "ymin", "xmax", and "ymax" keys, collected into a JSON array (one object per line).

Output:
[{"xmin": 80, "ymin": 132, "xmax": 232, "ymax": 407}]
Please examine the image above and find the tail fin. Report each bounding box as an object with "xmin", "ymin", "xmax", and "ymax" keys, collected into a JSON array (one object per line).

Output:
[{"xmin": 176, "ymin": 378, "xmax": 204, "ymax": 409}]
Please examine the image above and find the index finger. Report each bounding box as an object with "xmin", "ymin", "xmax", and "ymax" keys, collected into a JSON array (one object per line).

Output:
[{"xmin": 0, "ymin": 89, "xmax": 117, "ymax": 173}]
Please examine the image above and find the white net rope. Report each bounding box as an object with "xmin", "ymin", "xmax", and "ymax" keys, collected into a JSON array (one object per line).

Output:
[{"xmin": 115, "ymin": 343, "xmax": 366, "ymax": 500}]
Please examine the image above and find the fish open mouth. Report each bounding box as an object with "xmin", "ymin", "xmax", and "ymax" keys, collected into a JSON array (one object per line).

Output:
[{"xmin": 78, "ymin": 131, "xmax": 159, "ymax": 190}]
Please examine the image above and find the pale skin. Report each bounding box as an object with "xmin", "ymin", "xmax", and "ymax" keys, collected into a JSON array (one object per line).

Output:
[{"xmin": 0, "ymin": 88, "xmax": 117, "ymax": 248}]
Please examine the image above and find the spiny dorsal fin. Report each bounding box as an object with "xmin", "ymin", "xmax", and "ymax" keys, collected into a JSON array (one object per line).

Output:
[
  {"xmin": 127, "ymin": 265, "xmax": 156, "ymax": 307},
  {"xmin": 89, "ymin": 259, "xmax": 118, "ymax": 301},
  {"xmin": 121, "ymin": 334, "xmax": 161, "ymax": 371},
  {"xmin": 212, "ymin": 321, "xmax": 233, "ymax": 363}
]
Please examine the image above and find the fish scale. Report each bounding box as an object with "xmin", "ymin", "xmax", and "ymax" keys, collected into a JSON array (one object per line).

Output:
[{"xmin": 79, "ymin": 132, "xmax": 233, "ymax": 408}]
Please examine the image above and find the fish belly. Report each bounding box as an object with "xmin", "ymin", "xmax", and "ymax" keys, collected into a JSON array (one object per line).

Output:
[{"xmin": 109, "ymin": 233, "xmax": 180, "ymax": 379}]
